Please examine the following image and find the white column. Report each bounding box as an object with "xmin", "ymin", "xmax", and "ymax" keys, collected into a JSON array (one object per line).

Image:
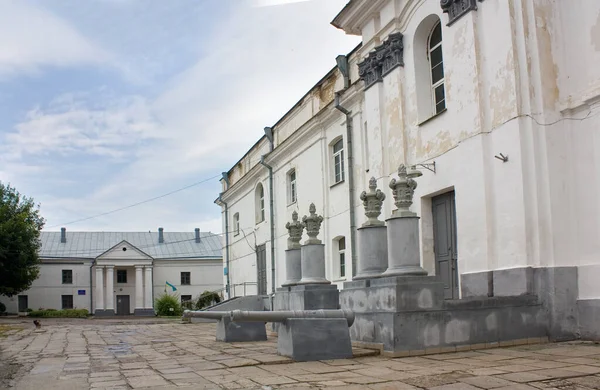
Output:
[
  {"xmin": 144, "ymin": 266, "xmax": 153, "ymax": 309},
  {"xmin": 135, "ymin": 266, "xmax": 144, "ymax": 310},
  {"xmin": 95, "ymin": 266, "xmax": 104, "ymax": 312},
  {"xmin": 105, "ymin": 266, "xmax": 114, "ymax": 312}
]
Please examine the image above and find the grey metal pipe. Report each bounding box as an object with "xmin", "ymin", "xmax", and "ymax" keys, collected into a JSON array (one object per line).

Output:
[
  {"xmin": 335, "ymin": 92, "xmax": 357, "ymax": 278},
  {"xmin": 183, "ymin": 309, "xmax": 355, "ymax": 326},
  {"xmin": 259, "ymin": 155, "xmax": 276, "ymax": 297}
]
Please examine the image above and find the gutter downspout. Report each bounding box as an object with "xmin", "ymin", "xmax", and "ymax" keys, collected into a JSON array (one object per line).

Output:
[
  {"xmin": 90, "ymin": 260, "xmax": 94, "ymax": 313},
  {"xmin": 217, "ymin": 192, "xmax": 230, "ymax": 299},
  {"xmin": 334, "ymin": 55, "xmax": 357, "ymax": 278},
  {"xmin": 262, "ymin": 127, "xmax": 276, "ymax": 309}
]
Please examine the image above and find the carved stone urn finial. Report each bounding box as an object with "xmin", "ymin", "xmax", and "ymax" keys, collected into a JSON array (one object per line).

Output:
[
  {"xmin": 285, "ymin": 211, "xmax": 304, "ymax": 250},
  {"xmin": 302, "ymin": 203, "xmax": 324, "ymax": 245},
  {"xmin": 360, "ymin": 177, "xmax": 386, "ymax": 227},
  {"xmin": 389, "ymin": 164, "xmax": 422, "ymax": 217}
]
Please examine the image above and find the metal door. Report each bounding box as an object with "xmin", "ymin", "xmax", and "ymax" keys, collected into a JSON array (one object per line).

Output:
[
  {"xmin": 116, "ymin": 295, "xmax": 130, "ymax": 315},
  {"xmin": 18, "ymin": 295, "xmax": 28, "ymax": 312},
  {"xmin": 256, "ymin": 244, "xmax": 267, "ymax": 295},
  {"xmin": 432, "ymin": 191, "xmax": 459, "ymax": 299}
]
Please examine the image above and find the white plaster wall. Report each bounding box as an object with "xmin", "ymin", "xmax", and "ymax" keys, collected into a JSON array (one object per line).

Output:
[
  {"xmin": 0, "ymin": 262, "xmax": 93, "ymax": 313},
  {"xmin": 153, "ymin": 260, "xmax": 223, "ymax": 301}
]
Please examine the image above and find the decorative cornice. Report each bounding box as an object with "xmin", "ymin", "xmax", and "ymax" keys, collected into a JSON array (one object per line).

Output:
[
  {"xmin": 441, "ymin": 0, "xmax": 483, "ymax": 26},
  {"xmin": 358, "ymin": 32, "xmax": 404, "ymax": 90}
]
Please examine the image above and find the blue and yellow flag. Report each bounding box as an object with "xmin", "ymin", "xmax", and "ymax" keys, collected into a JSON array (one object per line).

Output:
[{"xmin": 165, "ymin": 281, "xmax": 177, "ymax": 292}]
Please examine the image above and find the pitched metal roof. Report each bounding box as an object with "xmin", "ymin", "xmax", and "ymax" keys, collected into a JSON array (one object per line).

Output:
[{"xmin": 39, "ymin": 231, "xmax": 222, "ymax": 260}]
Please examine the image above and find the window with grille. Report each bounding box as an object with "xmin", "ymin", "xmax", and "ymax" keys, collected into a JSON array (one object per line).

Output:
[
  {"xmin": 61, "ymin": 295, "xmax": 73, "ymax": 309},
  {"xmin": 62, "ymin": 270, "xmax": 73, "ymax": 284},
  {"xmin": 117, "ymin": 270, "xmax": 127, "ymax": 283},
  {"xmin": 181, "ymin": 272, "xmax": 191, "ymax": 285},
  {"xmin": 333, "ymin": 139, "xmax": 345, "ymax": 184},
  {"xmin": 429, "ymin": 21, "xmax": 445, "ymax": 115}
]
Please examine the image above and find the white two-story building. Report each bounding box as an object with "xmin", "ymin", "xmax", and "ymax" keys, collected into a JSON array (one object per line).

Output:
[
  {"xmin": 217, "ymin": 0, "xmax": 600, "ymax": 338},
  {"xmin": 0, "ymin": 227, "xmax": 223, "ymax": 315}
]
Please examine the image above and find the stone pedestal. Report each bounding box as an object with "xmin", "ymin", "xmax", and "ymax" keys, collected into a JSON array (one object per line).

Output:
[
  {"xmin": 216, "ymin": 316, "xmax": 267, "ymax": 342},
  {"xmin": 282, "ymin": 249, "xmax": 301, "ymax": 286},
  {"xmin": 383, "ymin": 216, "xmax": 427, "ymax": 276},
  {"xmin": 278, "ymin": 318, "xmax": 352, "ymax": 361},
  {"xmin": 299, "ymin": 244, "xmax": 330, "ymax": 285},
  {"xmin": 274, "ymin": 284, "xmax": 339, "ymax": 333},
  {"xmin": 354, "ymin": 225, "xmax": 388, "ymax": 280}
]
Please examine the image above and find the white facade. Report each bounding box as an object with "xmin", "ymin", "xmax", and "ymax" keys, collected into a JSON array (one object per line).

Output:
[
  {"xmin": 0, "ymin": 229, "xmax": 223, "ymax": 314},
  {"xmin": 217, "ymin": 0, "xmax": 600, "ymax": 305}
]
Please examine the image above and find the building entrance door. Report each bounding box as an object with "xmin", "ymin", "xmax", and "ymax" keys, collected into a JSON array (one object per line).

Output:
[
  {"xmin": 256, "ymin": 244, "xmax": 267, "ymax": 295},
  {"xmin": 116, "ymin": 295, "xmax": 130, "ymax": 315},
  {"xmin": 18, "ymin": 295, "xmax": 28, "ymax": 312},
  {"xmin": 432, "ymin": 191, "xmax": 459, "ymax": 299}
]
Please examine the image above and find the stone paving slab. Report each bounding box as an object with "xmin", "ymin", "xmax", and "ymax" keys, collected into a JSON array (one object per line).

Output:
[{"xmin": 1, "ymin": 319, "xmax": 600, "ymax": 389}]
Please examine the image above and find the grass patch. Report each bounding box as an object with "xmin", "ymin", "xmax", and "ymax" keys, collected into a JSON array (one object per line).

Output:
[{"xmin": 28, "ymin": 309, "xmax": 89, "ymax": 318}]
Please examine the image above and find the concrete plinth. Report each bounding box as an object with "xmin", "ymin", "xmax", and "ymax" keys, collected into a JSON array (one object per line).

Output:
[
  {"xmin": 298, "ymin": 244, "xmax": 330, "ymax": 284},
  {"xmin": 277, "ymin": 318, "xmax": 352, "ymax": 361},
  {"xmin": 274, "ymin": 284, "xmax": 339, "ymax": 333},
  {"xmin": 383, "ymin": 216, "xmax": 427, "ymax": 276},
  {"xmin": 133, "ymin": 309, "xmax": 155, "ymax": 316},
  {"xmin": 282, "ymin": 249, "xmax": 302, "ymax": 286},
  {"xmin": 216, "ymin": 316, "xmax": 267, "ymax": 342},
  {"xmin": 94, "ymin": 309, "xmax": 115, "ymax": 317},
  {"xmin": 340, "ymin": 276, "xmax": 545, "ymax": 354},
  {"xmin": 354, "ymin": 225, "xmax": 388, "ymax": 280}
]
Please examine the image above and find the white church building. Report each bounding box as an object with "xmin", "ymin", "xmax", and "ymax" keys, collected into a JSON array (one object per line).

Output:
[
  {"xmin": 0, "ymin": 228, "xmax": 223, "ymax": 315},
  {"xmin": 216, "ymin": 0, "xmax": 600, "ymax": 339}
]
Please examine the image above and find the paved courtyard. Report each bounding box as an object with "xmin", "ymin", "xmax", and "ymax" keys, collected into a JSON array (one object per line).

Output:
[{"xmin": 1, "ymin": 318, "xmax": 600, "ymax": 389}]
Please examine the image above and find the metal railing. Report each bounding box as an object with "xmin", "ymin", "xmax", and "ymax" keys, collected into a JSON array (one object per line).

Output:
[{"xmin": 208, "ymin": 281, "xmax": 259, "ymax": 301}]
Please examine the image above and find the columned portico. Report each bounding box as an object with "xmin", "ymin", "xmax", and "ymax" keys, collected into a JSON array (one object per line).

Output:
[{"xmin": 94, "ymin": 240, "xmax": 155, "ymax": 316}]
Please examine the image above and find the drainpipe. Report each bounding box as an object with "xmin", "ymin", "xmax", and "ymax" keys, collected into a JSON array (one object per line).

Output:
[
  {"xmin": 89, "ymin": 260, "xmax": 94, "ymax": 313},
  {"xmin": 261, "ymin": 127, "xmax": 276, "ymax": 305},
  {"xmin": 217, "ymin": 175, "xmax": 230, "ymax": 299},
  {"xmin": 335, "ymin": 54, "xmax": 357, "ymax": 277}
]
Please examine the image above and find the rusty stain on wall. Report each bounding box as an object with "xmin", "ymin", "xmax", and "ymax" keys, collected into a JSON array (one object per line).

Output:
[{"xmin": 533, "ymin": 1, "xmax": 560, "ymax": 110}]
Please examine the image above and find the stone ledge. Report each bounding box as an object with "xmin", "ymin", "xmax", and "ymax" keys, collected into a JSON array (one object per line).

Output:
[{"xmin": 379, "ymin": 336, "xmax": 550, "ymax": 358}]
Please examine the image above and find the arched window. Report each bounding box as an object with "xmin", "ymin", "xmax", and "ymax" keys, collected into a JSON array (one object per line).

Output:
[
  {"xmin": 414, "ymin": 15, "xmax": 446, "ymax": 122},
  {"xmin": 428, "ymin": 21, "xmax": 445, "ymax": 115},
  {"xmin": 255, "ymin": 183, "xmax": 265, "ymax": 224}
]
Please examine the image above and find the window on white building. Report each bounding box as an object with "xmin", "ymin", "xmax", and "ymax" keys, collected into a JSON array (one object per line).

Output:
[
  {"xmin": 117, "ymin": 270, "xmax": 127, "ymax": 283},
  {"xmin": 62, "ymin": 269, "xmax": 73, "ymax": 284},
  {"xmin": 255, "ymin": 183, "xmax": 265, "ymax": 223},
  {"xmin": 288, "ymin": 169, "xmax": 297, "ymax": 204},
  {"xmin": 181, "ymin": 272, "xmax": 190, "ymax": 285},
  {"xmin": 333, "ymin": 139, "xmax": 345, "ymax": 184},
  {"xmin": 233, "ymin": 213, "xmax": 240, "ymax": 236},
  {"xmin": 429, "ymin": 21, "xmax": 445, "ymax": 115},
  {"xmin": 61, "ymin": 295, "xmax": 73, "ymax": 309},
  {"xmin": 338, "ymin": 237, "xmax": 346, "ymax": 278}
]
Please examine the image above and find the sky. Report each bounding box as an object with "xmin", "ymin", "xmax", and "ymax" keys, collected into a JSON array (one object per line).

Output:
[{"xmin": 0, "ymin": 0, "xmax": 360, "ymax": 235}]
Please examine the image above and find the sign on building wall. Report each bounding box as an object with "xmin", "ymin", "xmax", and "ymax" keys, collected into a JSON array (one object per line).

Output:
[{"xmin": 78, "ymin": 290, "xmax": 86, "ymax": 295}]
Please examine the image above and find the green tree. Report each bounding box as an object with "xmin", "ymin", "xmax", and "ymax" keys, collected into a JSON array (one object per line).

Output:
[{"xmin": 0, "ymin": 182, "xmax": 45, "ymax": 297}]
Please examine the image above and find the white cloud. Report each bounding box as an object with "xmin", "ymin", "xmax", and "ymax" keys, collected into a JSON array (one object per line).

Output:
[
  {"xmin": 4, "ymin": 0, "xmax": 360, "ymax": 232},
  {"xmin": 0, "ymin": 2, "xmax": 113, "ymax": 79},
  {"xmin": 3, "ymin": 93, "xmax": 164, "ymax": 161}
]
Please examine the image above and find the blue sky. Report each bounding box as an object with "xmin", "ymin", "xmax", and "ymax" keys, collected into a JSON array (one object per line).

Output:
[{"xmin": 0, "ymin": 0, "xmax": 360, "ymax": 234}]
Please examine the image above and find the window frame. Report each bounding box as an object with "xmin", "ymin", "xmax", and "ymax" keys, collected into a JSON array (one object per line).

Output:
[
  {"xmin": 62, "ymin": 269, "xmax": 73, "ymax": 284},
  {"xmin": 181, "ymin": 272, "xmax": 191, "ymax": 285},
  {"xmin": 332, "ymin": 138, "xmax": 345, "ymax": 184},
  {"xmin": 233, "ymin": 212, "xmax": 240, "ymax": 236},
  {"xmin": 428, "ymin": 20, "xmax": 445, "ymax": 115},
  {"xmin": 338, "ymin": 237, "xmax": 346, "ymax": 278},
  {"xmin": 116, "ymin": 269, "xmax": 127, "ymax": 284},
  {"xmin": 61, "ymin": 295, "xmax": 74, "ymax": 310},
  {"xmin": 256, "ymin": 184, "xmax": 265, "ymax": 224},
  {"xmin": 288, "ymin": 169, "xmax": 297, "ymax": 205}
]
